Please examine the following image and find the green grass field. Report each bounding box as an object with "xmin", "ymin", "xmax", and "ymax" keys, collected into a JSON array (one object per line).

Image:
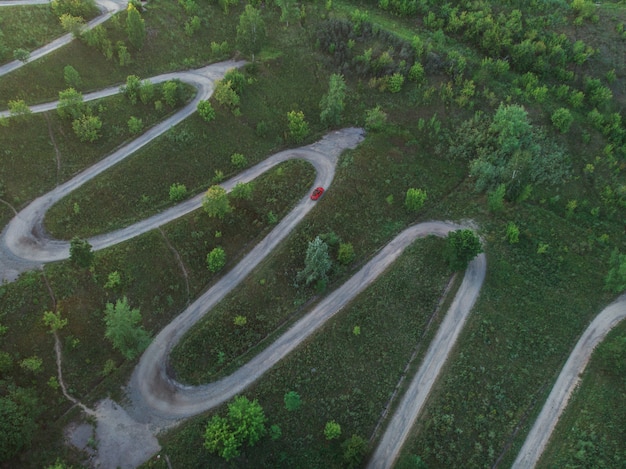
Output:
[{"xmin": 0, "ymin": 0, "xmax": 625, "ymax": 467}]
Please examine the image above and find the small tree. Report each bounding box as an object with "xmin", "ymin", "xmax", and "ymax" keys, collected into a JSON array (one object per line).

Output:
[
  {"xmin": 207, "ymin": 247, "xmax": 226, "ymax": 272},
  {"xmin": 138, "ymin": 79, "xmax": 154, "ymax": 104},
  {"xmin": 214, "ymin": 79, "xmax": 240, "ymax": 111},
  {"xmin": 505, "ymin": 222, "xmax": 520, "ymax": 244},
  {"xmin": 72, "ymin": 114, "xmax": 102, "ymax": 142},
  {"xmin": 444, "ymin": 229, "xmax": 483, "ymax": 271},
  {"xmin": 404, "ymin": 188, "xmax": 427, "ymax": 212},
  {"xmin": 126, "ymin": 3, "xmax": 146, "ymax": 49},
  {"xmin": 42, "ymin": 310, "xmax": 68, "ymax": 333},
  {"xmin": 197, "ymin": 100, "xmax": 216, "ymax": 122},
  {"xmin": 230, "ymin": 152, "xmax": 247, "ymax": 169},
  {"xmin": 103, "ymin": 297, "xmax": 151, "ymax": 359},
  {"xmin": 297, "ymin": 236, "xmax": 332, "ymax": 286},
  {"xmin": 231, "ymin": 182, "xmax": 254, "ymax": 200},
  {"xmin": 487, "ymin": 183, "xmax": 506, "ymax": 212},
  {"xmin": 551, "ymin": 107, "xmax": 574, "ymax": 133},
  {"xmin": 364, "ymin": 105, "xmax": 387, "ymax": 132},
  {"xmin": 57, "ymin": 88, "xmax": 84, "ymax": 120},
  {"xmin": 59, "ymin": 13, "xmax": 84, "ymax": 37},
  {"xmin": 13, "ymin": 48, "xmax": 30, "ymax": 63},
  {"xmin": 121, "ymin": 74, "xmax": 141, "ymax": 104},
  {"xmin": 8, "ymin": 99, "xmax": 32, "ymax": 119},
  {"xmin": 236, "ymin": 5, "xmax": 266, "ymax": 61},
  {"xmin": 169, "ymin": 183, "xmax": 187, "ymax": 202},
  {"xmin": 162, "ymin": 80, "xmax": 181, "ymax": 107},
  {"xmin": 320, "ymin": 73, "xmax": 347, "ymax": 127},
  {"xmin": 283, "ymin": 391, "xmax": 302, "ymax": 411},
  {"xmin": 202, "ymin": 185, "xmax": 232, "ymax": 219},
  {"xmin": 117, "ymin": 41, "xmax": 132, "ymax": 66},
  {"xmin": 342, "ymin": 434, "xmax": 368, "ymax": 469},
  {"xmin": 287, "ymin": 110, "xmax": 309, "ymax": 143},
  {"xmin": 324, "ymin": 420, "xmax": 341, "ymax": 440},
  {"xmin": 127, "ymin": 116, "xmax": 143, "ymax": 134},
  {"xmin": 70, "ymin": 236, "xmax": 94, "ymax": 268}
]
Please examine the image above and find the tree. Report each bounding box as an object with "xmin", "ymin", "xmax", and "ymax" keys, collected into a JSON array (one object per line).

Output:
[
  {"xmin": 126, "ymin": 3, "xmax": 146, "ymax": 49},
  {"xmin": 214, "ymin": 79, "xmax": 240, "ymax": 111},
  {"xmin": 69, "ymin": 236, "xmax": 94, "ymax": 268},
  {"xmin": 121, "ymin": 74, "xmax": 141, "ymax": 104},
  {"xmin": 204, "ymin": 396, "xmax": 267, "ymax": 461},
  {"xmin": 551, "ymin": 107, "xmax": 574, "ymax": 133},
  {"xmin": 103, "ymin": 297, "xmax": 151, "ymax": 359},
  {"xmin": 287, "ymin": 110, "xmax": 309, "ymax": 143},
  {"xmin": 206, "ymin": 247, "xmax": 226, "ymax": 273},
  {"xmin": 324, "ymin": 420, "xmax": 341, "ymax": 440},
  {"xmin": 59, "ymin": 13, "xmax": 84, "ymax": 37},
  {"xmin": 162, "ymin": 80, "xmax": 181, "ymax": 107},
  {"xmin": 230, "ymin": 153, "xmax": 247, "ymax": 169},
  {"xmin": 444, "ymin": 229, "xmax": 483, "ymax": 271},
  {"xmin": 117, "ymin": 41, "xmax": 131, "ymax": 66},
  {"xmin": 283, "ymin": 391, "xmax": 301, "ymax": 411},
  {"xmin": 342, "ymin": 434, "xmax": 368, "ymax": 469},
  {"xmin": 505, "ymin": 221, "xmax": 520, "ymax": 244},
  {"xmin": 337, "ymin": 242, "xmax": 355, "ymax": 265},
  {"xmin": 128, "ymin": 116, "xmax": 143, "ymax": 134},
  {"xmin": 231, "ymin": 182, "xmax": 254, "ymax": 200},
  {"xmin": 202, "ymin": 185, "xmax": 232, "ymax": 219},
  {"xmin": 72, "ymin": 114, "xmax": 102, "ymax": 142},
  {"xmin": 8, "ymin": 99, "xmax": 32, "ymax": 119},
  {"xmin": 365, "ymin": 106, "xmax": 387, "ymax": 132},
  {"xmin": 42, "ymin": 310, "xmax": 68, "ymax": 333},
  {"xmin": 197, "ymin": 100, "xmax": 216, "ymax": 122},
  {"xmin": 236, "ymin": 5, "xmax": 266, "ymax": 61},
  {"xmin": 320, "ymin": 73, "xmax": 347, "ymax": 127},
  {"xmin": 605, "ymin": 248, "xmax": 626, "ymax": 293},
  {"xmin": 57, "ymin": 88, "xmax": 84, "ymax": 120},
  {"xmin": 275, "ymin": 0, "xmax": 298, "ymax": 26},
  {"xmin": 405, "ymin": 188, "xmax": 427, "ymax": 212},
  {"xmin": 169, "ymin": 183, "xmax": 187, "ymax": 202},
  {"xmin": 13, "ymin": 48, "xmax": 30, "ymax": 63},
  {"xmin": 51, "ymin": 0, "xmax": 98, "ymax": 18},
  {"xmin": 297, "ymin": 236, "xmax": 332, "ymax": 286}
]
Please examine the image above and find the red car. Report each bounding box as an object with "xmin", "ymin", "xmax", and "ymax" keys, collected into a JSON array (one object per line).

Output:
[{"xmin": 310, "ymin": 187, "xmax": 324, "ymax": 200}]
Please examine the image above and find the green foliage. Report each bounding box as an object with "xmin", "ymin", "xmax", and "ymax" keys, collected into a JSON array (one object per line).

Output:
[
  {"xmin": 224, "ymin": 69, "xmax": 246, "ymax": 94},
  {"xmin": 57, "ymin": 88, "xmax": 84, "ymax": 120},
  {"xmin": 184, "ymin": 15, "xmax": 201, "ymax": 37},
  {"xmin": 230, "ymin": 152, "xmax": 247, "ymax": 169},
  {"xmin": 0, "ymin": 387, "xmax": 39, "ymax": 462},
  {"xmin": 206, "ymin": 247, "xmax": 226, "ymax": 273},
  {"xmin": 297, "ymin": 236, "xmax": 332, "ymax": 286},
  {"xmin": 42, "ymin": 310, "xmax": 68, "ymax": 333},
  {"xmin": 203, "ymin": 396, "xmax": 267, "ymax": 460},
  {"xmin": 284, "ymin": 390, "xmax": 302, "ymax": 411},
  {"xmin": 214, "ymin": 79, "xmax": 240, "ymax": 111},
  {"xmin": 117, "ymin": 41, "xmax": 132, "ymax": 66},
  {"xmin": 51, "ymin": 0, "xmax": 98, "ymax": 18},
  {"xmin": 551, "ymin": 107, "xmax": 574, "ymax": 133},
  {"xmin": 138, "ymin": 79, "xmax": 153, "ymax": 104},
  {"xmin": 444, "ymin": 229, "xmax": 483, "ymax": 271},
  {"xmin": 233, "ymin": 315, "xmax": 247, "ymax": 326},
  {"xmin": 236, "ymin": 5, "xmax": 266, "ymax": 61},
  {"xmin": 19, "ymin": 356, "xmax": 43, "ymax": 373},
  {"xmin": 604, "ymin": 249, "xmax": 626, "ymax": 293},
  {"xmin": 505, "ymin": 222, "xmax": 520, "ymax": 244},
  {"xmin": 8, "ymin": 99, "xmax": 32, "ymax": 119},
  {"xmin": 63, "ymin": 65, "xmax": 82, "ymax": 88},
  {"xmin": 72, "ymin": 114, "xmax": 102, "ymax": 142},
  {"xmin": 269, "ymin": 424, "xmax": 282, "ymax": 441},
  {"xmin": 338, "ymin": 242, "xmax": 355, "ymax": 265},
  {"xmin": 231, "ymin": 182, "xmax": 254, "ymax": 200},
  {"xmin": 408, "ymin": 62, "xmax": 425, "ymax": 83},
  {"xmin": 169, "ymin": 183, "xmax": 188, "ymax": 202},
  {"xmin": 126, "ymin": 3, "xmax": 146, "ymax": 49},
  {"xmin": 69, "ymin": 236, "xmax": 94, "ymax": 268},
  {"xmin": 104, "ymin": 270, "xmax": 122, "ymax": 289},
  {"xmin": 319, "ymin": 73, "xmax": 347, "ymax": 127},
  {"xmin": 59, "ymin": 13, "xmax": 84, "ymax": 37},
  {"xmin": 162, "ymin": 80, "xmax": 181, "ymax": 107},
  {"xmin": 342, "ymin": 434, "xmax": 368, "ymax": 469},
  {"xmin": 121, "ymin": 75, "xmax": 141, "ymax": 104},
  {"xmin": 388, "ymin": 72, "xmax": 405, "ymax": 93},
  {"xmin": 127, "ymin": 116, "xmax": 143, "ymax": 134},
  {"xmin": 404, "ymin": 188, "xmax": 427, "ymax": 212},
  {"xmin": 364, "ymin": 105, "xmax": 387, "ymax": 132},
  {"xmin": 287, "ymin": 110, "xmax": 309, "ymax": 144},
  {"xmin": 487, "ymin": 183, "xmax": 506, "ymax": 212},
  {"xmin": 103, "ymin": 297, "xmax": 151, "ymax": 360},
  {"xmin": 324, "ymin": 420, "xmax": 341, "ymax": 440},
  {"xmin": 202, "ymin": 185, "xmax": 232, "ymax": 219},
  {"xmin": 197, "ymin": 100, "xmax": 216, "ymax": 122}
]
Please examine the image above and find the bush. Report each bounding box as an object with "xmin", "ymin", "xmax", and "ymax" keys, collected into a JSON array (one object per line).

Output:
[
  {"xmin": 230, "ymin": 153, "xmax": 247, "ymax": 169},
  {"xmin": 287, "ymin": 110, "xmax": 309, "ymax": 144},
  {"xmin": 388, "ymin": 73, "xmax": 405, "ymax": 93},
  {"xmin": 207, "ymin": 247, "xmax": 226, "ymax": 272},
  {"xmin": 444, "ymin": 229, "xmax": 483, "ymax": 271},
  {"xmin": 324, "ymin": 420, "xmax": 341, "ymax": 440},
  {"xmin": 404, "ymin": 188, "xmax": 427, "ymax": 212},
  {"xmin": 364, "ymin": 106, "xmax": 387, "ymax": 132},
  {"xmin": 63, "ymin": 65, "xmax": 82, "ymax": 88},
  {"xmin": 51, "ymin": 0, "xmax": 98, "ymax": 18},
  {"xmin": 197, "ymin": 100, "xmax": 216, "ymax": 122},
  {"xmin": 551, "ymin": 107, "xmax": 574, "ymax": 133},
  {"xmin": 337, "ymin": 242, "xmax": 355, "ymax": 265},
  {"xmin": 72, "ymin": 114, "xmax": 102, "ymax": 142},
  {"xmin": 284, "ymin": 391, "xmax": 302, "ymax": 411},
  {"xmin": 127, "ymin": 116, "xmax": 143, "ymax": 134},
  {"xmin": 169, "ymin": 183, "xmax": 187, "ymax": 202}
]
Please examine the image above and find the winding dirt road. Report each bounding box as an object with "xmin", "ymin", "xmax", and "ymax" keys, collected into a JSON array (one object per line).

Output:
[{"xmin": 2, "ymin": 4, "xmax": 626, "ymax": 468}]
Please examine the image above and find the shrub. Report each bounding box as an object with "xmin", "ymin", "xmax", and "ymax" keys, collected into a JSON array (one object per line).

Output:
[
  {"xmin": 284, "ymin": 391, "xmax": 302, "ymax": 411},
  {"xmin": 128, "ymin": 116, "xmax": 143, "ymax": 134},
  {"xmin": 404, "ymin": 188, "xmax": 427, "ymax": 212},
  {"xmin": 72, "ymin": 115, "xmax": 102, "ymax": 142},
  {"xmin": 287, "ymin": 110, "xmax": 309, "ymax": 143},
  {"xmin": 388, "ymin": 73, "xmax": 405, "ymax": 93},
  {"xmin": 338, "ymin": 242, "xmax": 355, "ymax": 265},
  {"xmin": 197, "ymin": 100, "xmax": 216, "ymax": 122},
  {"xmin": 169, "ymin": 183, "xmax": 187, "ymax": 202},
  {"xmin": 551, "ymin": 107, "xmax": 574, "ymax": 133},
  {"xmin": 63, "ymin": 65, "xmax": 82, "ymax": 88},
  {"xmin": 230, "ymin": 153, "xmax": 247, "ymax": 169},
  {"xmin": 207, "ymin": 247, "xmax": 226, "ymax": 272},
  {"xmin": 324, "ymin": 420, "xmax": 341, "ymax": 440},
  {"xmin": 364, "ymin": 106, "xmax": 387, "ymax": 132}
]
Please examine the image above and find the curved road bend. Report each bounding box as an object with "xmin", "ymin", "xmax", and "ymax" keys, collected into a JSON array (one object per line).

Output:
[
  {"xmin": 0, "ymin": 0, "xmax": 127, "ymax": 78},
  {"xmin": 126, "ymin": 222, "xmax": 485, "ymax": 430},
  {"xmin": 0, "ymin": 60, "xmax": 246, "ymax": 282},
  {"xmin": 512, "ymin": 293, "xmax": 626, "ymax": 468}
]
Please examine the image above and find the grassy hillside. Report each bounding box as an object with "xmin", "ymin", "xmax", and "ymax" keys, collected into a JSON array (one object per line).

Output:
[{"xmin": 0, "ymin": 0, "xmax": 624, "ymax": 467}]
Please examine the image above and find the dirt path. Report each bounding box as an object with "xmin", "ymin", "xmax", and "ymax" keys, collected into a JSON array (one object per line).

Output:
[{"xmin": 512, "ymin": 293, "xmax": 626, "ymax": 468}]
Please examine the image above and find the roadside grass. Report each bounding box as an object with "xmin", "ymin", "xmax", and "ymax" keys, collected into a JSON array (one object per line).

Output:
[
  {"xmin": 537, "ymin": 320, "xmax": 626, "ymax": 468},
  {"xmin": 0, "ymin": 5, "xmax": 66, "ymax": 64},
  {"xmin": 151, "ymin": 236, "xmax": 453, "ymax": 468},
  {"xmin": 400, "ymin": 202, "xmax": 619, "ymax": 467},
  {"xmin": 0, "ymin": 84, "xmax": 191, "ymax": 212}
]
